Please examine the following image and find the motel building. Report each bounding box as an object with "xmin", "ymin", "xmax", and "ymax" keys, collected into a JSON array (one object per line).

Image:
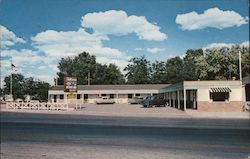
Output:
[
  {"xmin": 48, "ymin": 84, "xmax": 169, "ymax": 104},
  {"xmin": 159, "ymin": 80, "xmax": 245, "ymax": 112},
  {"xmin": 48, "ymin": 80, "xmax": 248, "ymax": 112}
]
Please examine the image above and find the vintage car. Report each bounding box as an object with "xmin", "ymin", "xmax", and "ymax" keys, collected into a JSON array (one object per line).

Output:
[
  {"xmin": 140, "ymin": 95, "xmax": 167, "ymax": 107},
  {"xmin": 95, "ymin": 97, "xmax": 115, "ymax": 104}
]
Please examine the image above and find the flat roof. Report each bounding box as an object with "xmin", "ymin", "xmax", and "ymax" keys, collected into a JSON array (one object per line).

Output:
[
  {"xmin": 160, "ymin": 80, "xmax": 242, "ymax": 92},
  {"xmin": 50, "ymin": 84, "xmax": 170, "ymax": 91}
]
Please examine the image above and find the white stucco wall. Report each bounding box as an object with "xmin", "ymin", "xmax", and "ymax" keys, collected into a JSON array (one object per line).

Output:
[
  {"xmin": 197, "ymin": 89, "xmax": 209, "ymax": 101},
  {"xmin": 48, "ymin": 89, "xmax": 158, "ymax": 104},
  {"xmin": 197, "ymin": 88, "xmax": 242, "ymax": 102},
  {"xmin": 229, "ymin": 88, "xmax": 242, "ymax": 101}
]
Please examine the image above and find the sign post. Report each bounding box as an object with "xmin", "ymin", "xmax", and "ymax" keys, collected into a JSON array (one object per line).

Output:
[{"xmin": 64, "ymin": 77, "xmax": 77, "ymax": 110}]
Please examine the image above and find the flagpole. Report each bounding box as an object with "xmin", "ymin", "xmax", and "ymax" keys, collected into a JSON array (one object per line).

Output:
[
  {"xmin": 10, "ymin": 58, "xmax": 13, "ymax": 95},
  {"xmin": 239, "ymin": 51, "xmax": 242, "ymax": 81}
]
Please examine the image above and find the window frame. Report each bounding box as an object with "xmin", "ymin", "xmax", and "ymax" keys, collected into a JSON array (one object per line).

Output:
[{"xmin": 210, "ymin": 92, "xmax": 230, "ymax": 102}]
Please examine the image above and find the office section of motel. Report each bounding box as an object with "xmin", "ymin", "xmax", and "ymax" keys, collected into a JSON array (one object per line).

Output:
[
  {"xmin": 159, "ymin": 80, "xmax": 245, "ymax": 112},
  {"xmin": 48, "ymin": 79, "xmax": 250, "ymax": 112}
]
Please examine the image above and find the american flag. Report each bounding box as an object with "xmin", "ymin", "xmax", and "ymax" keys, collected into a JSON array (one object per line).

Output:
[{"xmin": 11, "ymin": 63, "xmax": 18, "ymax": 73}]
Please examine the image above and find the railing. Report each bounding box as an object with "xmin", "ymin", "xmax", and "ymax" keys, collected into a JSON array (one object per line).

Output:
[{"xmin": 6, "ymin": 102, "xmax": 68, "ymax": 111}]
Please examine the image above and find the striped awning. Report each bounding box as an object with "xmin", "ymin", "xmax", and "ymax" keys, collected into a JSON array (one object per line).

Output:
[{"xmin": 210, "ymin": 87, "xmax": 231, "ymax": 93}]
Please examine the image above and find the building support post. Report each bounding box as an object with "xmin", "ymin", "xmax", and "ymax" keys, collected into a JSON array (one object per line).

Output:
[
  {"xmin": 177, "ymin": 90, "xmax": 180, "ymax": 109},
  {"xmin": 183, "ymin": 89, "xmax": 186, "ymax": 111},
  {"xmin": 116, "ymin": 93, "xmax": 119, "ymax": 104},
  {"xmin": 173, "ymin": 92, "xmax": 176, "ymax": 108},
  {"xmin": 169, "ymin": 92, "xmax": 171, "ymax": 107}
]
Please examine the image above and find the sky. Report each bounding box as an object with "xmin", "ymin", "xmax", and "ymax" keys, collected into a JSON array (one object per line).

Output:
[{"xmin": 0, "ymin": 0, "xmax": 249, "ymax": 86}]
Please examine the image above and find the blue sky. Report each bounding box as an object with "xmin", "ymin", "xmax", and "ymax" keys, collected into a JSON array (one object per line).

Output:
[{"xmin": 0, "ymin": 0, "xmax": 249, "ymax": 85}]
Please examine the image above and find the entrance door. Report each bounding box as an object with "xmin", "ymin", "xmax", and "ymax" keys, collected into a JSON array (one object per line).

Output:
[
  {"xmin": 186, "ymin": 90, "xmax": 197, "ymax": 109},
  {"xmin": 53, "ymin": 95, "xmax": 57, "ymax": 103}
]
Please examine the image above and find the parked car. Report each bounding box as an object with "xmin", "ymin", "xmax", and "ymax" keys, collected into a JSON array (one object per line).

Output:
[
  {"xmin": 141, "ymin": 95, "xmax": 167, "ymax": 107},
  {"xmin": 128, "ymin": 97, "xmax": 144, "ymax": 104},
  {"xmin": 15, "ymin": 98, "xmax": 23, "ymax": 102},
  {"xmin": 96, "ymin": 97, "xmax": 115, "ymax": 104}
]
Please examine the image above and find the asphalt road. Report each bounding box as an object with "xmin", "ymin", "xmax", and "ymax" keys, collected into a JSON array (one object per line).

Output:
[{"xmin": 1, "ymin": 112, "xmax": 250, "ymax": 159}]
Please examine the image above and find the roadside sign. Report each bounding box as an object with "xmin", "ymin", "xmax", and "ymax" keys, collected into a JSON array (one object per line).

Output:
[{"xmin": 64, "ymin": 77, "xmax": 77, "ymax": 92}]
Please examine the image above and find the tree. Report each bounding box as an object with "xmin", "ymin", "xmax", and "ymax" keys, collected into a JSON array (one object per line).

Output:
[
  {"xmin": 202, "ymin": 47, "xmax": 238, "ymax": 80},
  {"xmin": 105, "ymin": 64, "xmax": 125, "ymax": 84},
  {"xmin": 183, "ymin": 49, "xmax": 204, "ymax": 80},
  {"xmin": 57, "ymin": 52, "xmax": 96, "ymax": 85},
  {"xmin": 124, "ymin": 56, "xmax": 151, "ymax": 84},
  {"xmin": 57, "ymin": 52, "xmax": 125, "ymax": 85},
  {"xmin": 32, "ymin": 81, "xmax": 50, "ymax": 101},
  {"xmin": 151, "ymin": 61, "xmax": 168, "ymax": 84},
  {"xmin": 239, "ymin": 45, "xmax": 250, "ymax": 77},
  {"xmin": 165, "ymin": 56, "xmax": 184, "ymax": 83},
  {"xmin": 3, "ymin": 74, "xmax": 25, "ymax": 99},
  {"xmin": 0, "ymin": 87, "xmax": 3, "ymax": 97},
  {"xmin": 91, "ymin": 64, "xmax": 125, "ymax": 84},
  {"xmin": 3, "ymin": 74, "xmax": 50, "ymax": 101}
]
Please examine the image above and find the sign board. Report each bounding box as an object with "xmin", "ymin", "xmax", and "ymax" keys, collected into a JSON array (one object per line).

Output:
[{"xmin": 64, "ymin": 77, "xmax": 77, "ymax": 92}]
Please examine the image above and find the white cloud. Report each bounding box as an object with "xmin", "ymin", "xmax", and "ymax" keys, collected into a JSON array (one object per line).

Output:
[
  {"xmin": 1, "ymin": 10, "xmax": 166, "ymax": 85},
  {"xmin": 32, "ymin": 28, "xmax": 107, "ymax": 57},
  {"xmin": 176, "ymin": 8, "xmax": 248, "ymax": 30},
  {"xmin": 1, "ymin": 49, "xmax": 55, "ymax": 66},
  {"xmin": 135, "ymin": 48, "xmax": 144, "ymax": 51},
  {"xmin": 146, "ymin": 48, "xmax": 165, "ymax": 54},
  {"xmin": 81, "ymin": 10, "xmax": 167, "ymax": 41},
  {"xmin": 0, "ymin": 25, "xmax": 26, "ymax": 48},
  {"xmin": 203, "ymin": 41, "xmax": 250, "ymax": 49},
  {"xmin": 96, "ymin": 56, "xmax": 129, "ymax": 73},
  {"xmin": 31, "ymin": 28, "xmax": 132, "ymax": 71},
  {"xmin": 48, "ymin": 64, "xmax": 59, "ymax": 72},
  {"xmin": 135, "ymin": 47, "xmax": 165, "ymax": 54},
  {"xmin": 240, "ymin": 41, "xmax": 249, "ymax": 47},
  {"xmin": 38, "ymin": 66, "xmax": 47, "ymax": 70},
  {"xmin": 204, "ymin": 43, "xmax": 235, "ymax": 49}
]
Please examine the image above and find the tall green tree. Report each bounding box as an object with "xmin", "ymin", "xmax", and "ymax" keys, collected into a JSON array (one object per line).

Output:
[
  {"xmin": 124, "ymin": 56, "xmax": 151, "ymax": 84},
  {"xmin": 32, "ymin": 81, "xmax": 50, "ymax": 101},
  {"xmin": 183, "ymin": 49, "xmax": 204, "ymax": 80},
  {"xmin": 105, "ymin": 64, "xmax": 125, "ymax": 84},
  {"xmin": 165, "ymin": 56, "xmax": 184, "ymax": 83},
  {"xmin": 237, "ymin": 45, "xmax": 250, "ymax": 77},
  {"xmin": 3, "ymin": 74, "xmax": 50, "ymax": 101},
  {"xmin": 151, "ymin": 61, "xmax": 168, "ymax": 84},
  {"xmin": 57, "ymin": 52, "xmax": 125, "ymax": 85},
  {"xmin": 3, "ymin": 74, "xmax": 25, "ymax": 99},
  {"xmin": 57, "ymin": 52, "xmax": 96, "ymax": 85},
  {"xmin": 202, "ymin": 47, "xmax": 238, "ymax": 80}
]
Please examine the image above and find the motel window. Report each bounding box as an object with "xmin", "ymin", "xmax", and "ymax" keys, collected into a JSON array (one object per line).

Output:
[
  {"xmin": 135, "ymin": 94, "xmax": 140, "ymax": 97},
  {"xmin": 101, "ymin": 94, "xmax": 106, "ymax": 97},
  {"xmin": 84, "ymin": 94, "xmax": 88, "ymax": 99},
  {"xmin": 128, "ymin": 94, "xmax": 133, "ymax": 99},
  {"xmin": 59, "ymin": 95, "xmax": 64, "ymax": 99},
  {"xmin": 110, "ymin": 94, "xmax": 114, "ymax": 99},
  {"xmin": 210, "ymin": 92, "xmax": 229, "ymax": 102},
  {"xmin": 77, "ymin": 94, "xmax": 81, "ymax": 99}
]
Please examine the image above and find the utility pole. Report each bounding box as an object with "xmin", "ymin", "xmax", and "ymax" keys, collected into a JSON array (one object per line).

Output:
[
  {"xmin": 88, "ymin": 72, "xmax": 90, "ymax": 85},
  {"xmin": 239, "ymin": 51, "xmax": 242, "ymax": 81}
]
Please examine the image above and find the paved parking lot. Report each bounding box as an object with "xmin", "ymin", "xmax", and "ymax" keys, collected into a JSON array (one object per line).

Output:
[
  {"xmin": 1, "ymin": 103, "xmax": 249, "ymax": 119},
  {"xmin": 75, "ymin": 103, "xmax": 189, "ymax": 118}
]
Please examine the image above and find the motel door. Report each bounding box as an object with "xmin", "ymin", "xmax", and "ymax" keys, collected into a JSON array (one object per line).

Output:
[{"xmin": 53, "ymin": 95, "xmax": 57, "ymax": 103}]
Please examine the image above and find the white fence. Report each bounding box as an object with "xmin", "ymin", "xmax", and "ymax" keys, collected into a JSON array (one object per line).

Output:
[{"xmin": 6, "ymin": 102, "xmax": 68, "ymax": 111}]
